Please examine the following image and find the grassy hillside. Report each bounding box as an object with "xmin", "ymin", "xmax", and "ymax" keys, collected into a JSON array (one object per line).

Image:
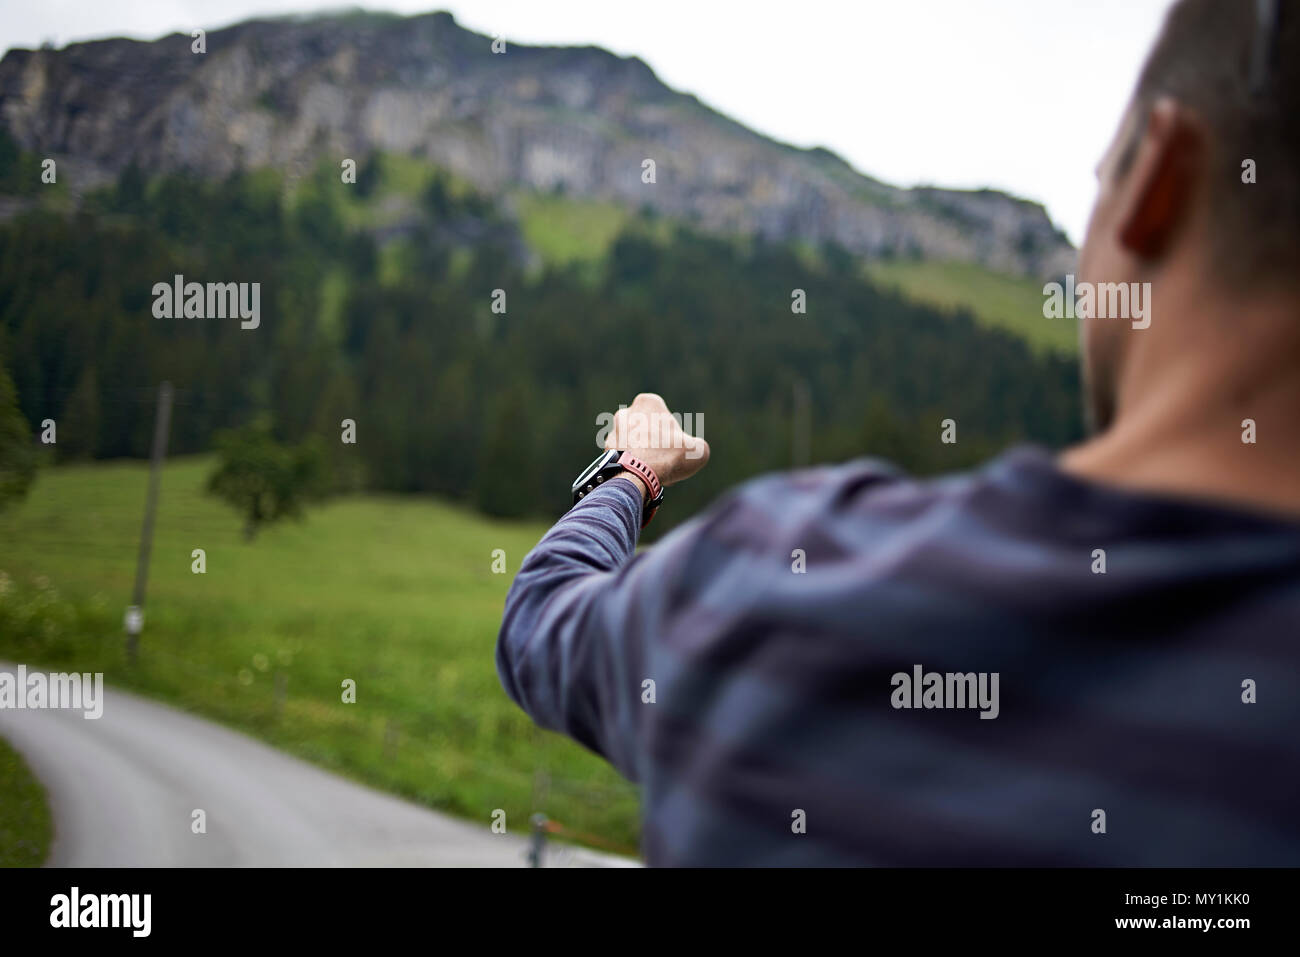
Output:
[
  {"xmin": 0, "ymin": 458, "xmax": 640, "ymax": 854},
  {"xmin": 510, "ymin": 191, "xmax": 1077, "ymax": 357},
  {"xmin": 513, "ymin": 192, "xmax": 636, "ymax": 268},
  {"xmin": 866, "ymin": 259, "xmax": 1078, "ymax": 357},
  {"xmin": 0, "ymin": 736, "xmax": 51, "ymax": 867},
  {"xmin": 288, "ymin": 149, "xmax": 1070, "ymax": 360}
]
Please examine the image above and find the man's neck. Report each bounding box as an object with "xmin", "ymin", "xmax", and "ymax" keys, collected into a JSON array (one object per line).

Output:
[{"xmin": 1060, "ymin": 289, "xmax": 1300, "ymax": 520}]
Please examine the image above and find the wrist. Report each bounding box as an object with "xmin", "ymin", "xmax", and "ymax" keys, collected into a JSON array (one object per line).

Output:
[
  {"xmin": 614, "ymin": 469, "xmax": 649, "ymax": 504},
  {"xmin": 571, "ymin": 449, "xmax": 664, "ymax": 529}
]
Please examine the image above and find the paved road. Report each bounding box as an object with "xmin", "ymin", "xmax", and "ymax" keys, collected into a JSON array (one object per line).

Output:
[{"xmin": 0, "ymin": 666, "xmax": 637, "ymax": 867}]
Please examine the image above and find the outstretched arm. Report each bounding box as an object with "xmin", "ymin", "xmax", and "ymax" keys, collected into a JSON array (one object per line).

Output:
[{"xmin": 495, "ymin": 394, "xmax": 709, "ymax": 779}]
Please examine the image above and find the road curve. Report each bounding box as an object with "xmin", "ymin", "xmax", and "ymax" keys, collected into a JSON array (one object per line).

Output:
[{"xmin": 0, "ymin": 664, "xmax": 637, "ymax": 868}]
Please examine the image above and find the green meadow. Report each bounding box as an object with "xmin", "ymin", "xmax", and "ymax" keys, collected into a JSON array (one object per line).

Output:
[
  {"xmin": 0, "ymin": 458, "xmax": 641, "ymax": 854},
  {"xmin": 0, "ymin": 736, "xmax": 51, "ymax": 866},
  {"xmin": 866, "ymin": 259, "xmax": 1078, "ymax": 357}
]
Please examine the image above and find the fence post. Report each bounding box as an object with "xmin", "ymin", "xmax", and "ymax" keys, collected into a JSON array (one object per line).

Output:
[
  {"xmin": 528, "ymin": 813, "xmax": 549, "ymax": 868},
  {"xmin": 383, "ymin": 718, "xmax": 398, "ymax": 761},
  {"xmin": 273, "ymin": 669, "xmax": 288, "ymax": 720}
]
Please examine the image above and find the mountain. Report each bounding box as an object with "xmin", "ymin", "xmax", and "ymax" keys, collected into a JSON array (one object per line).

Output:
[{"xmin": 0, "ymin": 9, "xmax": 1073, "ymax": 280}]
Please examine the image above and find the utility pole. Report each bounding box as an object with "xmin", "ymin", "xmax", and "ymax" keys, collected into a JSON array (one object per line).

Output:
[{"xmin": 126, "ymin": 381, "xmax": 173, "ymax": 664}]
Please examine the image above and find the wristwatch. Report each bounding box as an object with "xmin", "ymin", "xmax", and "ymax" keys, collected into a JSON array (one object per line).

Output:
[{"xmin": 571, "ymin": 449, "xmax": 665, "ymax": 528}]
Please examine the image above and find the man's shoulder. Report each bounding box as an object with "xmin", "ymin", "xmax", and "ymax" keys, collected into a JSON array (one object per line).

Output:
[
  {"xmin": 712, "ymin": 452, "xmax": 1014, "ymax": 539},
  {"xmin": 645, "ymin": 448, "xmax": 1052, "ymax": 617}
]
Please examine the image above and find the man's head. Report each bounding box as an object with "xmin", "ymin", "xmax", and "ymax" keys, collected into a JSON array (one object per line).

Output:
[{"xmin": 1077, "ymin": 0, "xmax": 1299, "ymax": 432}]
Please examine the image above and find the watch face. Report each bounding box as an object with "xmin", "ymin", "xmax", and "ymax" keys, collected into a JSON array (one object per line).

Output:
[{"xmin": 572, "ymin": 449, "xmax": 621, "ymax": 500}]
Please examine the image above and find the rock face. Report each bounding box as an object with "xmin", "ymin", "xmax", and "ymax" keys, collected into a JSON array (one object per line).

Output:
[{"xmin": 0, "ymin": 10, "xmax": 1075, "ymax": 278}]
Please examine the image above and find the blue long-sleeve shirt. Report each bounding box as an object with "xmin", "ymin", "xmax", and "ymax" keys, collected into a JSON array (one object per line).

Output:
[{"xmin": 496, "ymin": 446, "xmax": 1300, "ymax": 866}]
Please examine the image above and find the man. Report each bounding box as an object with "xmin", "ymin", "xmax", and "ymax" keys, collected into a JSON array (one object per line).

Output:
[{"xmin": 497, "ymin": 0, "xmax": 1300, "ymax": 865}]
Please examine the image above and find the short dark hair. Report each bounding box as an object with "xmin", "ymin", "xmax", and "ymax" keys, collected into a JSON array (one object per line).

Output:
[{"xmin": 1129, "ymin": 0, "xmax": 1298, "ymax": 287}]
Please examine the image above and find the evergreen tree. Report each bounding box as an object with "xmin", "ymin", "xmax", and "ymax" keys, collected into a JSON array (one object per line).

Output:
[{"xmin": 0, "ymin": 366, "xmax": 36, "ymax": 510}]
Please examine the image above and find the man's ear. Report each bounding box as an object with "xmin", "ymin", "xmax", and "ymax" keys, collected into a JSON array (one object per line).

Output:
[{"xmin": 1117, "ymin": 97, "xmax": 1206, "ymax": 260}]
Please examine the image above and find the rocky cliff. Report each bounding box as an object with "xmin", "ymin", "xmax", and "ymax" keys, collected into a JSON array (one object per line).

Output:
[{"xmin": 0, "ymin": 9, "xmax": 1074, "ymax": 279}]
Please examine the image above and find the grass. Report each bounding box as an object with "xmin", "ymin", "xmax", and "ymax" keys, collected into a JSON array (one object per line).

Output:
[
  {"xmin": 865, "ymin": 259, "xmax": 1078, "ymax": 357},
  {"xmin": 0, "ymin": 458, "xmax": 641, "ymax": 854},
  {"xmin": 286, "ymin": 152, "xmax": 484, "ymax": 231},
  {"xmin": 513, "ymin": 192, "xmax": 635, "ymax": 268},
  {"xmin": 509, "ymin": 193, "xmax": 1076, "ymax": 358},
  {"xmin": 0, "ymin": 736, "xmax": 52, "ymax": 867}
]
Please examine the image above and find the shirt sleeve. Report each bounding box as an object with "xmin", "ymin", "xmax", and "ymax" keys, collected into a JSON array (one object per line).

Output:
[{"xmin": 495, "ymin": 475, "xmax": 690, "ymax": 781}]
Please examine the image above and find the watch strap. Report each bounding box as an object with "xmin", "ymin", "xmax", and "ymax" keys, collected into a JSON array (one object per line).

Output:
[{"xmin": 618, "ymin": 454, "xmax": 662, "ymax": 505}]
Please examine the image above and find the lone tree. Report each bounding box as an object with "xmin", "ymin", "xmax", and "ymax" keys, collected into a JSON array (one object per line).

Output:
[
  {"xmin": 207, "ymin": 421, "xmax": 326, "ymax": 540},
  {"xmin": 0, "ymin": 366, "xmax": 36, "ymax": 511}
]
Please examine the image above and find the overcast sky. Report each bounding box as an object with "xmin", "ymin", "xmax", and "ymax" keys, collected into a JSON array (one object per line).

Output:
[{"xmin": 1, "ymin": 0, "xmax": 1178, "ymax": 245}]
